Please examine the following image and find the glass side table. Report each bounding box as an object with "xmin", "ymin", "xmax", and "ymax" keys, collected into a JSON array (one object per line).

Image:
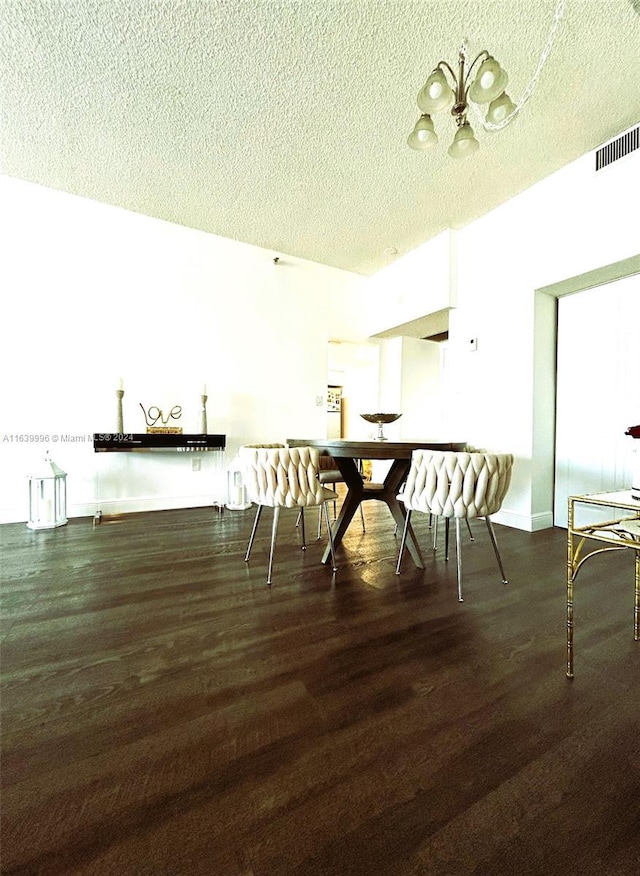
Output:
[{"xmin": 566, "ymin": 490, "xmax": 640, "ymax": 678}]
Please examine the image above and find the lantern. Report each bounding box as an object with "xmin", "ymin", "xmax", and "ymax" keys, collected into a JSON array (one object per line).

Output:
[
  {"xmin": 27, "ymin": 452, "xmax": 68, "ymax": 529},
  {"xmin": 225, "ymin": 456, "xmax": 252, "ymax": 510}
]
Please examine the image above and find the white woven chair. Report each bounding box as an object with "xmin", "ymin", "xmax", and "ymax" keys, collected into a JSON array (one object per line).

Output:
[
  {"xmin": 396, "ymin": 450, "xmax": 513, "ymax": 601},
  {"xmin": 240, "ymin": 445, "xmax": 338, "ymax": 585}
]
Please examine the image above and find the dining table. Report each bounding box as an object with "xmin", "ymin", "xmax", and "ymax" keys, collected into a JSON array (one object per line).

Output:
[{"xmin": 287, "ymin": 438, "xmax": 467, "ymax": 566}]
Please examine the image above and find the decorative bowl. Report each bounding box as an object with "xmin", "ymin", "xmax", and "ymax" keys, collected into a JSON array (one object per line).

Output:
[
  {"xmin": 360, "ymin": 413, "xmax": 402, "ymax": 440},
  {"xmin": 360, "ymin": 413, "xmax": 402, "ymax": 425}
]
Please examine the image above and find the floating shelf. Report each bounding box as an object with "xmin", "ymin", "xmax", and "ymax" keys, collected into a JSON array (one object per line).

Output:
[{"xmin": 93, "ymin": 433, "xmax": 226, "ymax": 452}]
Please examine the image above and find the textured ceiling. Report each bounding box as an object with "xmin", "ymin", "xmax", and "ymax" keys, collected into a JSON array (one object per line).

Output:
[{"xmin": 1, "ymin": 0, "xmax": 639, "ymax": 276}]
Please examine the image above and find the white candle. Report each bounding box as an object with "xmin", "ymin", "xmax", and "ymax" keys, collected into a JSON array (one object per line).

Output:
[
  {"xmin": 202, "ymin": 383, "xmax": 207, "ymax": 395},
  {"xmin": 117, "ymin": 378, "xmax": 124, "ymax": 392}
]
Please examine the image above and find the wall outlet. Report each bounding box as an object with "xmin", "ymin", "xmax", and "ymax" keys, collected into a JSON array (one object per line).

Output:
[
  {"xmin": 316, "ymin": 395, "xmax": 324, "ymax": 406},
  {"xmin": 192, "ymin": 457, "xmax": 201, "ymax": 472},
  {"xmin": 468, "ymin": 337, "xmax": 478, "ymax": 351}
]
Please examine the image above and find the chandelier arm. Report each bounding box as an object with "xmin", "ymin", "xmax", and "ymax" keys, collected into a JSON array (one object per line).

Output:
[
  {"xmin": 461, "ymin": 49, "xmax": 491, "ymax": 93},
  {"xmin": 435, "ymin": 59, "xmax": 458, "ymax": 86}
]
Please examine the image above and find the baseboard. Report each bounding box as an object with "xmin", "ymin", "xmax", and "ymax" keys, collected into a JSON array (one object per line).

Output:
[{"xmin": 492, "ymin": 509, "xmax": 554, "ymax": 532}]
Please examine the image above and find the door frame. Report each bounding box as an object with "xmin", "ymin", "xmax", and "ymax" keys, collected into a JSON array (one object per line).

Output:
[{"xmin": 533, "ymin": 254, "xmax": 640, "ymax": 528}]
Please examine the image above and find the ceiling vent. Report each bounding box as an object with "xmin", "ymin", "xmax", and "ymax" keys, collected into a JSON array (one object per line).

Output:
[{"xmin": 595, "ymin": 126, "xmax": 639, "ymax": 171}]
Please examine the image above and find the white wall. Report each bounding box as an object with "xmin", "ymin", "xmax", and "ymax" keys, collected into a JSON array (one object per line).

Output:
[
  {"xmin": 375, "ymin": 337, "xmax": 445, "ymax": 440},
  {"xmin": 366, "ymin": 230, "xmax": 455, "ymax": 336},
  {"xmin": 442, "ymin": 147, "xmax": 639, "ymax": 529},
  {"xmin": 399, "ymin": 338, "xmax": 444, "ymax": 440},
  {"xmin": 0, "ymin": 176, "xmax": 367, "ymax": 522},
  {"xmin": 327, "ymin": 341, "xmax": 380, "ymax": 439},
  {"xmin": 2, "ymin": 132, "xmax": 638, "ymax": 528},
  {"xmin": 358, "ymin": 135, "xmax": 639, "ymax": 531}
]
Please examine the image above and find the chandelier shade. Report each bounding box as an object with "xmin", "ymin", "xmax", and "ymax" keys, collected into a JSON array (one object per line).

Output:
[
  {"xmin": 447, "ymin": 121, "xmax": 479, "ymax": 159},
  {"xmin": 486, "ymin": 91, "xmax": 516, "ymax": 125},
  {"xmin": 417, "ymin": 68, "xmax": 453, "ymax": 114},
  {"xmin": 468, "ymin": 56, "xmax": 509, "ymax": 104},
  {"xmin": 407, "ymin": 114, "xmax": 438, "ymax": 150}
]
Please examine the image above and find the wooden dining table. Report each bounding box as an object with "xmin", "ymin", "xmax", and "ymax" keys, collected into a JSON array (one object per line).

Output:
[{"xmin": 287, "ymin": 438, "xmax": 466, "ymax": 566}]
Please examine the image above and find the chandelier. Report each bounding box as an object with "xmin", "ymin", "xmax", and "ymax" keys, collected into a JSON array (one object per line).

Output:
[
  {"xmin": 407, "ymin": 0, "xmax": 567, "ymax": 158},
  {"xmin": 408, "ymin": 48, "xmax": 513, "ymax": 158}
]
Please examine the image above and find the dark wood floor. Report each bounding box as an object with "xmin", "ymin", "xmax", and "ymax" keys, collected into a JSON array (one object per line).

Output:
[{"xmin": 1, "ymin": 499, "xmax": 639, "ymax": 876}]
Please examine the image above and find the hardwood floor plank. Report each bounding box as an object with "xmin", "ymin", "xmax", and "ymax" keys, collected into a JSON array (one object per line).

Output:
[{"xmin": 1, "ymin": 505, "xmax": 638, "ymax": 875}]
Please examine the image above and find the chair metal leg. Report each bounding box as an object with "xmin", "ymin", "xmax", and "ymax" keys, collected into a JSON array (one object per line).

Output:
[
  {"xmin": 266, "ymin": 506, "xmax": 280, "ymax": 585},
  {"xmin": 445, "ymin": 518, "xmax": 450, "ymax": 561},
  {"xmin": 485, "ymin": 517, "xmax": 508, "ymax": 584},
  {"xmin": 395, "ymin": 509, "xmax": 412, "ymax": 574},
  {"xmin": 455, "ymin": 518, "xmax": 464, "ymax": 602},
  {"xmin": 299, "ymin": 507, "xmax": 306, "ymax": 550},
  {"xmin": 245, "ymin": 505, "xmax": 262, "ymax": 561},
  {"xmin": 432, "ymin": 516, "xmax": 472, "ymax": 552},
  {"xmin": 323, "ymin": 501, "xmax": 338, "ymax": 572}
]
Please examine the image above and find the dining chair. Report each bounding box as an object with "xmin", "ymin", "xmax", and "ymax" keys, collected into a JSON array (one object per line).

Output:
[
  {"xmin": 293, "ymin": 452, "xmax": 366, "ymax": 537},
  {"xmin": 243, "ymin": 444, "xmax": 328, "ymax": 541},
  {"xmin": 396, "ymin": 449, "xmax": 513, "ymax": 601},
  {"xmin": 239, "ymin": 445, "xmax": 338, "ymax": 585}
]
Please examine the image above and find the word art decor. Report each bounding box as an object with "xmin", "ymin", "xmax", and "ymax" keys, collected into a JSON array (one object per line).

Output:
[{"xmin": 139, "ymin": 403, "xmax": 183, "ymax": 434}]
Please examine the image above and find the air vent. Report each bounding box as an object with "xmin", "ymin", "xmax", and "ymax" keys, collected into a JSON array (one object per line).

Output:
[{"xmin": 595, "ymin": 126, "xmax": 639, "ymax": 171}]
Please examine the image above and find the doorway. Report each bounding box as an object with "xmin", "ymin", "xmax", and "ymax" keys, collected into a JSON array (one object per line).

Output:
[{"xmin": 553, "ymin": 273, "xmax": 640, "ymax": 527}]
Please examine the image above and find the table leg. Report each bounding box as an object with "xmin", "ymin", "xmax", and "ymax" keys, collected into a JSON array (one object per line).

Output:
[
  {"xmin": 319, "ymin": 458, "xmax": 365, "ymax": 563},
  {"xmin": 635, "ymin": 549, "xmax": 639, "ymax": 641},
  {"xmin": 319, "ymin": 457, "xmax": 424, "ymax": 568},
  {"xmin": 566, "ymin": 497, "xmax": 575, "ymax": 679}
]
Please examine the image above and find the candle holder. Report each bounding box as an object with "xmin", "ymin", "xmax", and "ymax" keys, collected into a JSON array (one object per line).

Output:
[
  {"xmin": 200, "ymin": 394, "xmax": 208, "ymax": 434},
  {"xmin": 116, "ymin": 389, "xmax": 124, "ymax": 433}
]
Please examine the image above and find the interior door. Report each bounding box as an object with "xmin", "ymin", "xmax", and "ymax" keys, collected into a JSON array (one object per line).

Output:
[{"xmin": 554, "ymin": 273, "xmax": 640, "ymax": 527}]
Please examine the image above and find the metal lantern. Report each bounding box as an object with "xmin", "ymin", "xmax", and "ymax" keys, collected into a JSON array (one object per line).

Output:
[
  {"xmin": 27, "ymin": 451, "xmax": 68, "ymax": 530},
  {"xmin": 225, "ymin": 456, "xmax": 252, "ymax": 510}
]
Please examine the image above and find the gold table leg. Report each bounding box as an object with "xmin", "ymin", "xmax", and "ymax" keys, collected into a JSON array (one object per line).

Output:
[
  {"xmin": 566, "ymin": 497, "xmax": 575, "ymax": 679},
  {"xmin": 635, "ymin": 549, "xmax": 639, "ymax": 641}
]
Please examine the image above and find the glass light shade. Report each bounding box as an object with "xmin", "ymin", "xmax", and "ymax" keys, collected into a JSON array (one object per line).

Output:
[
  {"xmin": 417, "ymin": 68, "xmax": 453, "ymax": 114},
  {"xmin": 486, "ymin": 91, "xmax": 516, "ymax": 125},
  {"xmin": 468, "ymin": 56, "xmax": 508, "ymax": 104},
  {"xmin": 407, "ymin": 114, "xmax": 438, "ymax": 150},
  {"xmin": 447, "ymin": 122, "xmax": 479, "ymax": 158}
]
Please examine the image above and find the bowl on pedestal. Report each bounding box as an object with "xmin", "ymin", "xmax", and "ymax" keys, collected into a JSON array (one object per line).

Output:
[{"xmin": 360, "ymin": 413, "xmax": 402, "ymax": 441}]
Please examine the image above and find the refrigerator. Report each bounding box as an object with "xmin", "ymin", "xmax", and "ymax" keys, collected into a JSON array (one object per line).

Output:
[{"xmin": 327, "ymin": 386, "xmax": 343, "ymax": 439}]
